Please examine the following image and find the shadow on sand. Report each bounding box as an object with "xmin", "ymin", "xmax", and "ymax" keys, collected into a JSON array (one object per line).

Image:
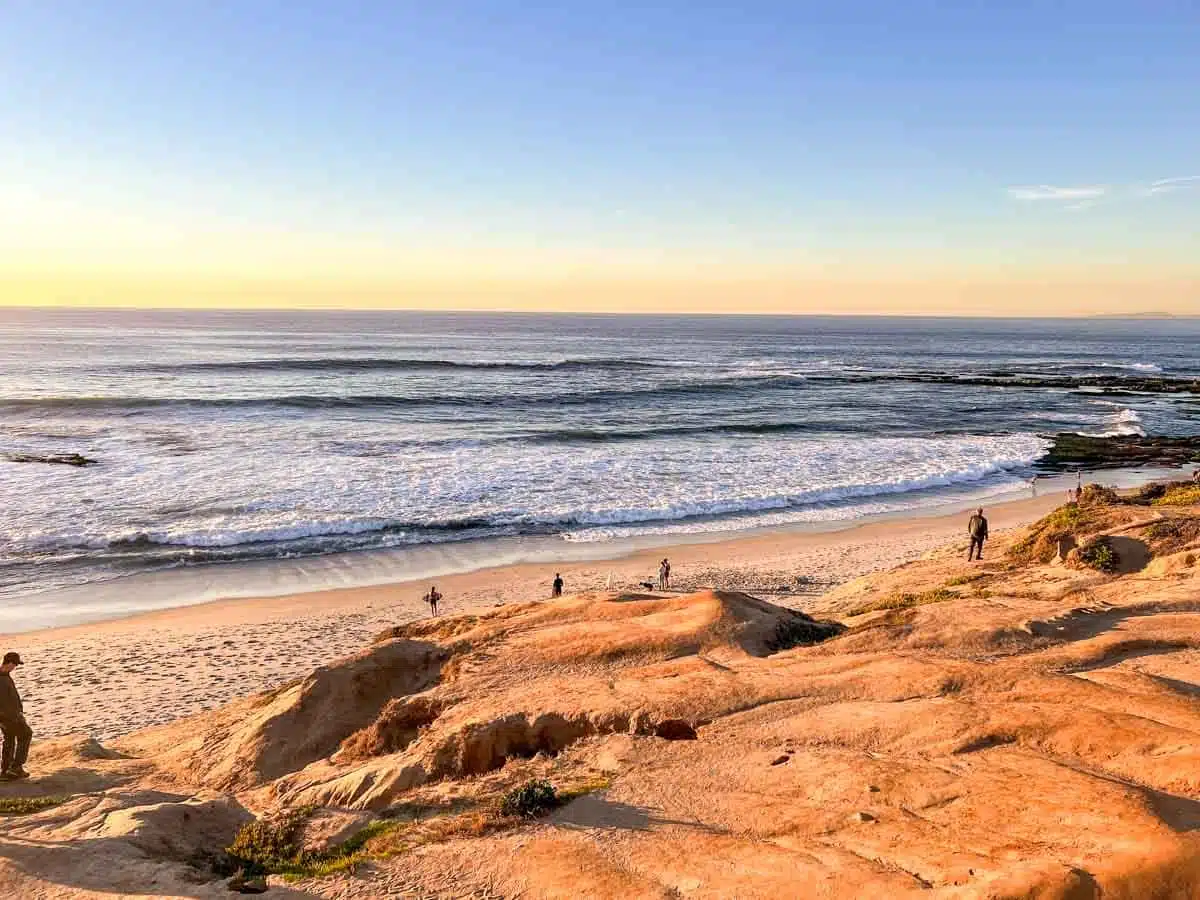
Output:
[{"xmin": 548, "ymin": 792, "xmax": 726, "ymax": 834}]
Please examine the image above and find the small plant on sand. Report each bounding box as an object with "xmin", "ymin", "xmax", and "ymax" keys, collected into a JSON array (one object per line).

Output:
[
  {"xmin": 1076, "ymin": 539, "xmax": 1119, "ymax": 573},
  {"xmin": 500, "ymin": 779, "xmax": 558, "ymax": 818},
  {"xmin": 0, "ymin": 796, "xmax": 69, "ymax": 816}
]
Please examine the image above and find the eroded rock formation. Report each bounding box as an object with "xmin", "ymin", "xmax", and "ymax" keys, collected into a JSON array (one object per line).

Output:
[{"xmin": 5, "ymin": 490, "xmax": 1200, "ymax": 898}]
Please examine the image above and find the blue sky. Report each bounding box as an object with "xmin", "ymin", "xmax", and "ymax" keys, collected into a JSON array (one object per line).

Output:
[{"xmin": 1, "ymin": 2, "xmax": 1197, "ymax": 310}]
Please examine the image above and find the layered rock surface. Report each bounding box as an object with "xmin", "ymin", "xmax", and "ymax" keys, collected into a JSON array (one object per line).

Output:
[{"xmin": 4, "ymin": 491, "xmax": 1200, "ymax": 898}]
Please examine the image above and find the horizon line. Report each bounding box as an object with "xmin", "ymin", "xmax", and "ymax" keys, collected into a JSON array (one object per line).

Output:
[{"xmin": 1, "ymin": 304, "xmax": 1196, "ymax": 321}]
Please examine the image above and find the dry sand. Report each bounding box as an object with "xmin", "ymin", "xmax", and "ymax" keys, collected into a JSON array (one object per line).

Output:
[
  {"xmin": 4, "ymin": 486, "xmax": 1200, "ymax": 898},
  {"xmin": 8, "ymin": 495, "xmax": 1059, "ymax": 741}
]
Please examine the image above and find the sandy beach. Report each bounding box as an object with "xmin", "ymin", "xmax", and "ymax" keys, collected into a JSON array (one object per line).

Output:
[
  {"xmin": 7, "ymin": 480, "xmax": 1200, "ymax": 899},
  {"xmin": 5, "ymin": 493, "xmax": 1063, "ymax": 743}
]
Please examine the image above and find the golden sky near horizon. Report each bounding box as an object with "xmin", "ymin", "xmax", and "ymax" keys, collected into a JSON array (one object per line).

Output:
[
  {"xmin": 3, "ymin": 227, "xmax": 1198, "ymax": 319},
  {"xmin": 4, "ymin": 267, "xmax": 1198, "ymax": 316},
  {"xmin": 3, "ymin": 173, "xmax": 1197, "ymax": 317}
]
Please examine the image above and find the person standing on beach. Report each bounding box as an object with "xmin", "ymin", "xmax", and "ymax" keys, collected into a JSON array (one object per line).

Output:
[
  {"xmin": 424, "ymin": 586, "xmax": 441, "ymax": 616},
  {"xmin": 967, "ymin": 509, "xmax": 989, "ymax": 561},
  {"xmin": 0, "ymin": 652, "xmax": 32, "ymax": 780},
  {"xmin": 658, "ymin": 558, "xmax": 671, "ymax": 591},
  {"xmin": 552, "ymin": 573, "xmax": 564, "ymax": 598}
]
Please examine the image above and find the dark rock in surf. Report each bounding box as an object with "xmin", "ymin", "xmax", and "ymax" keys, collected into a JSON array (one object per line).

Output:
[
  {"xmin": 5, "ymin": 452, "xmax": 97, "ymax": 467},
  {"xmin": 1038, "ymin": 434, "xmax": 1200, "ymax": 472}
]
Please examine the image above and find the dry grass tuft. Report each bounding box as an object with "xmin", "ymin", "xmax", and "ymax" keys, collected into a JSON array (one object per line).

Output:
[
  {"xmin": 847, "ymin": 587, "xmax": 958, "ymax": 617},
  {"xmin": 336, "ymin": 695, "xmax": 447, "ymax": 762},
  {"xmin": 1142, "ymin": 517, "xmax": 1200, "ymax": 554},
  {"xmin": 0, "ymin": 796, "xmax": 70, "ymax": 816},
  {"xmin": 1009, "ymin": 501, "xmax": 1122, "ymax": 564},
  {"xmin": 945, "ymin": 572, "xmax": 988, "ymax": 587},
  {"xmin": 1079, "ymin": 483, "xmax": 1121, "ymax": 506}
]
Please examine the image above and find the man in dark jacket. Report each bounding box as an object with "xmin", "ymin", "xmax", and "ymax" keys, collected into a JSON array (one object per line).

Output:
[
  {"xmin": 0, "ymin": 652, "xmax": 31, "ymax": 780},
  {"xmin": 967, "ymin": 508, "xmax": 989, "ymax": 561}
]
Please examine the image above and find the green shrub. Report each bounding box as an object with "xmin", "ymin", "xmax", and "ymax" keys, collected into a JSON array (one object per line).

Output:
[
  {"xmin": 222, "ymin": 807, "xmax": 406, "ymax": 879},
  {"xmin": 1077, "ymin": 539, "xmax": 1119, "ymax": 573},
  {"xmin": 225, "ymin": 808, "xmax": 312, "ymax": 876},
  {"xmin": 1152, "ymin": 484, "xmax": 1200, "ymax": 507},
  {"xmin": 500, "ymin": 779, "xmax": 559, "ymax": 818}
]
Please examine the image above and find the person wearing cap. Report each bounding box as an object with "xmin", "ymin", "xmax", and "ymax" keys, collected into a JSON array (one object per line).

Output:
[{"xmin": 0, "ymin": 652, "xmax": 31, "ymax": 780}]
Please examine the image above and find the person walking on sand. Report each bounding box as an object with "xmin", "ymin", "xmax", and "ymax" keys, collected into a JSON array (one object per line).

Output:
[
  {"xmin": 424, "ymin": 586, "xmax": 441, "ymax": 617},
  {"xmin": 658, "ymin": 558, "xmax": 671, "ymax": 591},
  {"xmin": 967, "ymin": 508, "xmax": 989, "ymax": 562},
  {"xmin": 0, "ymin": 652, "xmax": 32, "ymax": 780},
  {"xmin": 552, "ymin": 573, "xmax": 564, "ymax": 598}
]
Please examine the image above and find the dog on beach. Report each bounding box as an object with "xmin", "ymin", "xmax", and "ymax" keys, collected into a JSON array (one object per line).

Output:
[{"xmin": 639, "ymin": 581, "xmax": 656, "ymax": 590}]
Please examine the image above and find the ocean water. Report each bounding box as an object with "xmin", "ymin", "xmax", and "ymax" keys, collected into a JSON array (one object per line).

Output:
[{"xmin": 2, "ymin": 309, "xmax": 1198, "ymax": 604}]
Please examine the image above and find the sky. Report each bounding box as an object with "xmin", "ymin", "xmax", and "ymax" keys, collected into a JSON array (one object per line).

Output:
[{"xmin": 1, "ymin": 1, "xmax": 1197, "ymax": 315}]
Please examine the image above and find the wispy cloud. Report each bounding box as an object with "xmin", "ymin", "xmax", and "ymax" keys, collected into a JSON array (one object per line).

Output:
[
  {"xmin": 1007, "ymin": 185, "xmax": 1107, "ymax": 202},
  {"xmin": 1145, "ymin": 175, "xmax": 1200, "ymax": 195},
  {"xmin": 1007, "ymin": 177, "xmax": 1199, "ymax": 208}
]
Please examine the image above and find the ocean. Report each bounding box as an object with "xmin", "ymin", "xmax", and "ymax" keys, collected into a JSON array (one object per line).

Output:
[{"xmin": 2, "ymin": 309, "xmax": 1198, "ymax": 613}]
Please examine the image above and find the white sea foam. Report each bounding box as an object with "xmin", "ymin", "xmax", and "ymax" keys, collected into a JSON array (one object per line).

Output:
[
  {"xmin": 1035, "ymin": 360, "xmax": 1164, "ymax": 373},
  {"xmin": 1083, "ymin": 408, "xmax": 1146, "ymax": 438},
  {"xmin": 1, "ymin": 431, "xmax": 1050, "ymax": 555},
  {"xmin": 1099, "ymin": 362, "xmax": 1163, "ymax": 373}
]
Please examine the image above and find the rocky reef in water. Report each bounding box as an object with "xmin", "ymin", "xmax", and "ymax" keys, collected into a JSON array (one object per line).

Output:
[
  {"xmin": 1039, "ymin": 433, "xmax": 1200, "ymax": 471},
  {"xmin": 4, "ymin": 452, "xmax": 96, "ymax": 467},
  {"xmin": 824, "ymin": 371, "xmax": 1200, "ymax": 394}
]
